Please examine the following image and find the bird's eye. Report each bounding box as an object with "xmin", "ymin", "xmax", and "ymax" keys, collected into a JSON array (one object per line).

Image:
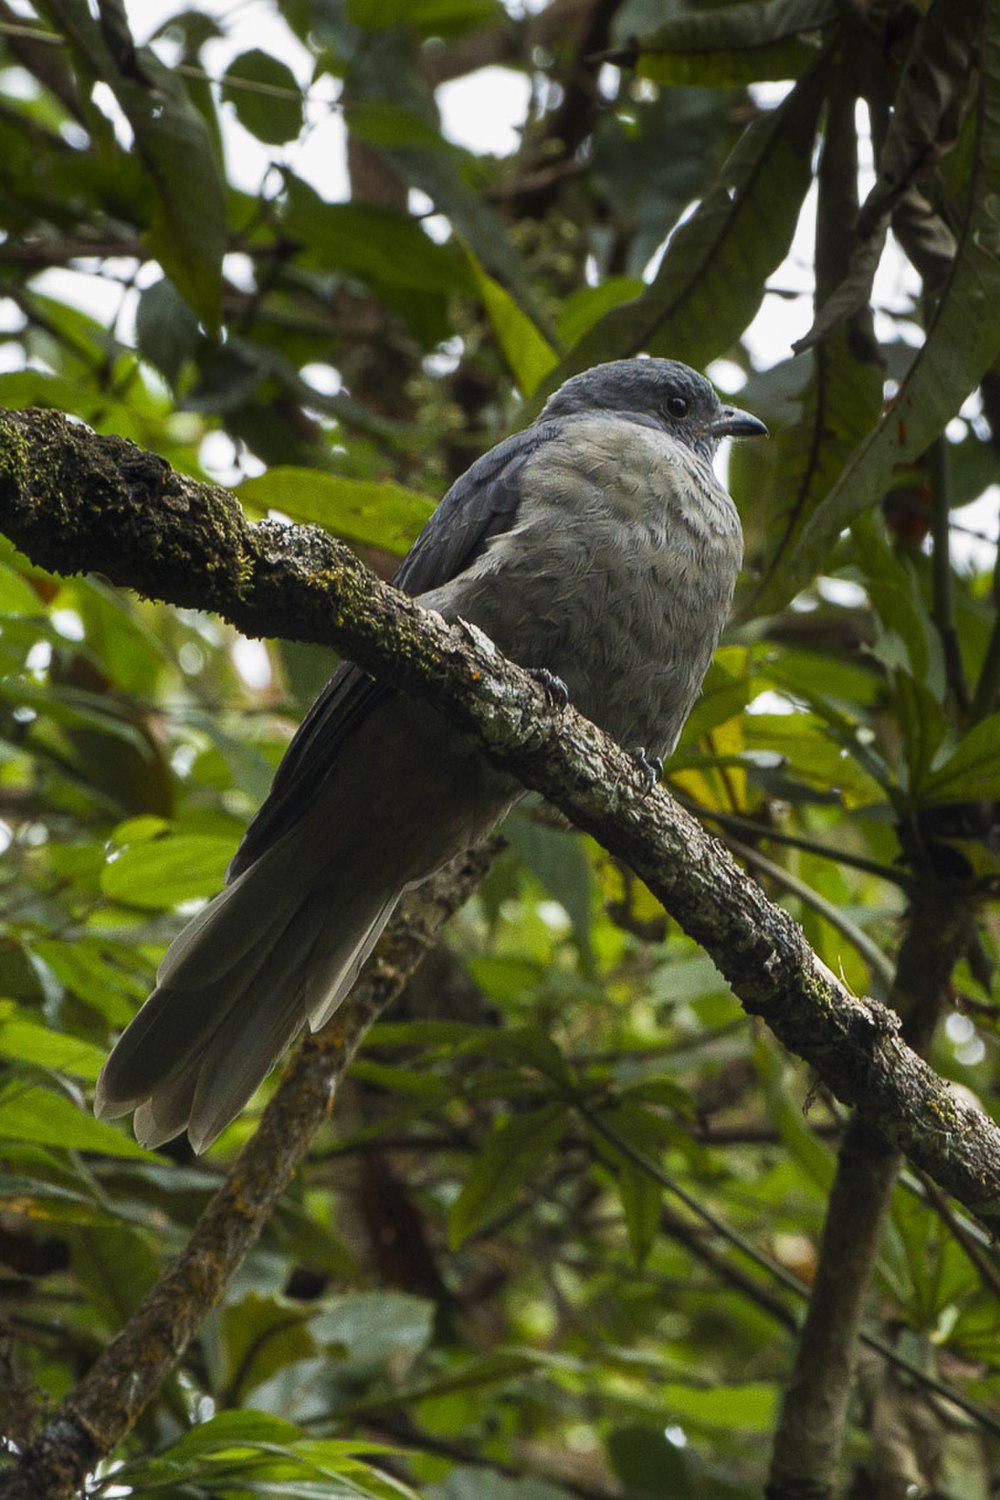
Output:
[{"xmin": 667, "ymin": 394, "xmax": 689, "ymax": 418}]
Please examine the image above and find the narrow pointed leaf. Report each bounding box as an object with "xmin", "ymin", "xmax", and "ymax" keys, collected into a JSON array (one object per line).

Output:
[
  {"xmin": 636, "ymin": 0, "xmax": 838, "ymax": 86},
  {"xmin": 448, "ymin": 1103, "xmax": 568, "ymax": 1247}
]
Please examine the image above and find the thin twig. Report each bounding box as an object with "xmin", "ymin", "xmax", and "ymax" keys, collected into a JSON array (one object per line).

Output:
[
  {"xmin": 682, "ymin": 797, "xmax": 912, "ymax": 889},
  {"xmin": 917, "ymin": 1171, "xmax": 1000, "ymax": 1299}
]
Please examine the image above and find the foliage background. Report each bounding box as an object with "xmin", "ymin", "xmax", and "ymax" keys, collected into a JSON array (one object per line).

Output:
[{"xmin": 0, "ymin": 0, "xmax": 997, "ymax": 1495}]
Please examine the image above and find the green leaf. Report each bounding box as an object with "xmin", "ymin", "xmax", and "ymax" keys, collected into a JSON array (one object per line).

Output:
[
  {"xmin": 68, "ymin": 1222, "xmax": 160, "ymax": 1326},
  {"xmin": 850, "ymin": 513, "xmax": 945, "ymax": 692},
  {"xmin": 28, "ymin": 938, "xmax": 146, "ymax": 1027},
  {"xmin": 0, "ymin": 1082, "xmax": 155, "ymax": 1159},
  {"xmin": 506, "ymin": 815, "xmax": 593, "ymax": 959},
  {"xmin": 637, "ymin": 0, "xmax": 838, "ymax": 86},
  {"xmin": 321, "ymin": 22, "xmax": 543, "ymax": 320},
  {"xmin": 135, "ymin": 276, "xmax": 200, "ymax": 385},
  {"xmin": 556, "ymin": 277, "xmax": 645, "ymax": 346},
  {"xmin": 607, "ymin": 1424, "xmax": 756, "ymax": 1499},
  {"xmin": 344, "ymin": 100, "xmax": 447, "ymax": 150},
  {"xmin": 918, "ymin": 714, "xmax": 1000, "ymax": 804},
  {"xmin": 0, "ymin": 1002, "xmax": 105, "ymax": 1079},
  {"xmin": 221, "ymin": 1293, "xmax": 316, "ymax": 1400},
  {"xmin": 237, "ymin": 467, "xmax": 435, "ymax": 554},
  {"xmin": 761, "ymin": 10, "xmax": 1000, "ymax": 608},
  {"xmin": 44, "ymin": 0, "xmax": 226, "ymax": 329},
  {"xmin": 752, "ymin": 1033, "xmax": 833, "ymax": 1193},
  {"xmin": 464, "ymin": 247, "xmax": 559, "ymax": 397},
  {"xmin": 223, "ymin": 49, "xmax": 303, "ymax": 144},
  {"xmin": 449, "ymin": 1103, "xmax": 568, "ymax": 1246},
  {"xmin": 661, "ymin": 1381, "xmax": 779, "ymax": 1432},
  {"xmin": 0, "ymin": 561, "xmax": 41, "ymax": 614},
  {"xmin": 550, "ymin": 59, "xmax": 827, "ymax": 381},
  {"xmin": 101, "ymin": 832, "xmax": 233, "ymax": 908},
  {"xmin": 617, "ymin": 1158, "xmax": 661, "ymax": 1266},
  {"xmin": 150, "ymin": 1410, "xmax": 305, "ymax": 1462},
  {"xmin": 748, "ymin": 336, "xmax": 883, "ymax": 617},
  {"xmin": 891, "ymin": 670, "xmax": 949, "ymax": 794},
  {"xmin": 313, "ymin": 1290, "xmax": 434, "ymax": 1375},
  {"xmin": 284, "ymin": 175, "xmax": 468, "ymax": 297}
]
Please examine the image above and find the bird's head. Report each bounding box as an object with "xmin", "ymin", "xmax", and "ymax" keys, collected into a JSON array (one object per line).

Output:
[{"xmin": 542, "ymin": 357, "xmax": 767, "ymax": 462}]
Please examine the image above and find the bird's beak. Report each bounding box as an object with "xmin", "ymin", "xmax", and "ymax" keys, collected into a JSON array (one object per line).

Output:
[{"xmin": 712, "ymin": 406, "xmax": 768, "ymax": 439}]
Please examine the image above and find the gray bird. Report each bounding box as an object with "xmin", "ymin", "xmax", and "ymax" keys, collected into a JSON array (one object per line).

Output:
[{"xmin": 95, "ymin": 358, "xmax": 766, "ymax": 1152}]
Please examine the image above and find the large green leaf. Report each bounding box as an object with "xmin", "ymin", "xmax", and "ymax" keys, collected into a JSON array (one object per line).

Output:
[
  {"xmin": 312, "ymin": 1290, "xmax": 434, "ymax": 1377},
  {"xmin": 41, "ymin": 0, "xmax": 226, "ymax": 329},
  {"xmin": 549, "ymin": 59, "xmax": 828, "ymax": 381},
  {"xmin": 0, "ymin": 1001, "xmax": 105, "ymax": 1080},
  {"xmin": 661, "ymin": 1381, "xmax": 779, "ymax": 1432},
  {"xmin": 0, "ymin": 560, "xmax": 41, "ymax": 614},
  {"xmin": 917, "ymin": 713, "xmax": 1000, "ymax": 804},
  {"xmin": 0, "ymin": 1082, "xmax": 155, "ymax": 1159},
  {"xmin": 114, "ymin": 1408, "xmax": 411, "ymax": 1495},
  {"xmin": 135, "ymin": 275, "xmax": 201, "ymax": 386},
  {"xmin": 758, "ymin": 0, "xmax": 1000, "ymax": 610},
  {"xmin": 220, "ymin": 1292, "xmax": 316, "ymax": 1401},
  {"xmin": 67, "ymin": 1222, "xmax": 160, "ymax": 1326},
  {"xmin": 222, "ymin": 48, "xmax": 303, "ymax": 145},
  {"xmin": 28, "ymin": 937, "xmax": 146, "ymax": 1027},
  {"xmin": 607, "ymin": 1423, "xmax": 756, "ymax": 1500},
  {"xmin": 284, "ymin": 177, "xmax": 468, "ymax": 297},
  {"xmin": 637, "ymin": 0, "xmax": 838, "ymax": 86},
  {"xmin": 101, "ymin": 832, "xmax": 233, "ymax": 908},
  {"xmin": 238, "ymin": 467, "xmax": 435, "ymax": 554}
]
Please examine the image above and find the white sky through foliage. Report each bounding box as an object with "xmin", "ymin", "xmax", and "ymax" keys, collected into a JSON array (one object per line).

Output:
[{"xmin": 1, "ymin": 0, "xmax": 995, "ymax": 561}]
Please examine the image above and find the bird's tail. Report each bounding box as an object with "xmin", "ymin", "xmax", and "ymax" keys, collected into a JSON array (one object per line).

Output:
[{"xmin": 94, "ymin": 838, "xmax": 398, "ymax": 1153}]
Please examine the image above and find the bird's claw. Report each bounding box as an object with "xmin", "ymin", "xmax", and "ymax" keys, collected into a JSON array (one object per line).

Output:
[
  {"xmin": 528, "ymin": 667, "xmax": 569, "ymax": 712},
  {"xmin": 630, "ymin": 746, "xmax": 662, "ymax": 794}
]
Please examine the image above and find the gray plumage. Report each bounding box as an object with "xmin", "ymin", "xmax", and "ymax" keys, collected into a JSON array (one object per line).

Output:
[{"xmin": 95, "ymin": 358, "xmax": 765, "ymax": 1153}]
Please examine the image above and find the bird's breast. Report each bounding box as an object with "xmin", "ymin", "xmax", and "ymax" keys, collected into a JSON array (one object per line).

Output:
[{"xmin": 447, "ymin": 415, "xmax": 743, "ymax": 757}]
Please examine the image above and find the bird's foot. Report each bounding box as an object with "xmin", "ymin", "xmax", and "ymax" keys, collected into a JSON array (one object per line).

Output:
[
  {"xmin": 528, "ymin": 667, "xmax": 569, "ymax": 711},
  {"xmin": 630, "ymin": 746, "xmax": 663, "ymax": 794}
]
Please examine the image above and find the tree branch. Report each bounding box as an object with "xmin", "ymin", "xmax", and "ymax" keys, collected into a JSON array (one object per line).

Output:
[
  {"xmin": 766, "ymin": 881, "xmax": 974, "ymax": 1499},
  {"xmin": 0, "ymin": 845, "xmax": 494, "ymax": 1499},
  {"xmin": 0, "ymin": 405, "xmax": 998, "ymax": 1235}
]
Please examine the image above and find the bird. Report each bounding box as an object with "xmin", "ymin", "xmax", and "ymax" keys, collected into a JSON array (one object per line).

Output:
[{"xmin": 95, "ymin": 357, "xmax": 766, "ymax": 1153}]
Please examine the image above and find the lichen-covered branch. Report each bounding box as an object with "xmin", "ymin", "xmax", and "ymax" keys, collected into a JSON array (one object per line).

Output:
[
  {"xmin": 0, "ymin": 846, "xmax": 493, "ymax": 1500},
  {"xmin": 1, "ymin": 405, "xmax": 999, "ymax": 1242}
]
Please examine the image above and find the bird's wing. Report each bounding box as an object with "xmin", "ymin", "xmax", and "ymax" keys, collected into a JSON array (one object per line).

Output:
[{"xmin": 227, "ymin": 421, "xmax": 556, "ymax": 880}]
